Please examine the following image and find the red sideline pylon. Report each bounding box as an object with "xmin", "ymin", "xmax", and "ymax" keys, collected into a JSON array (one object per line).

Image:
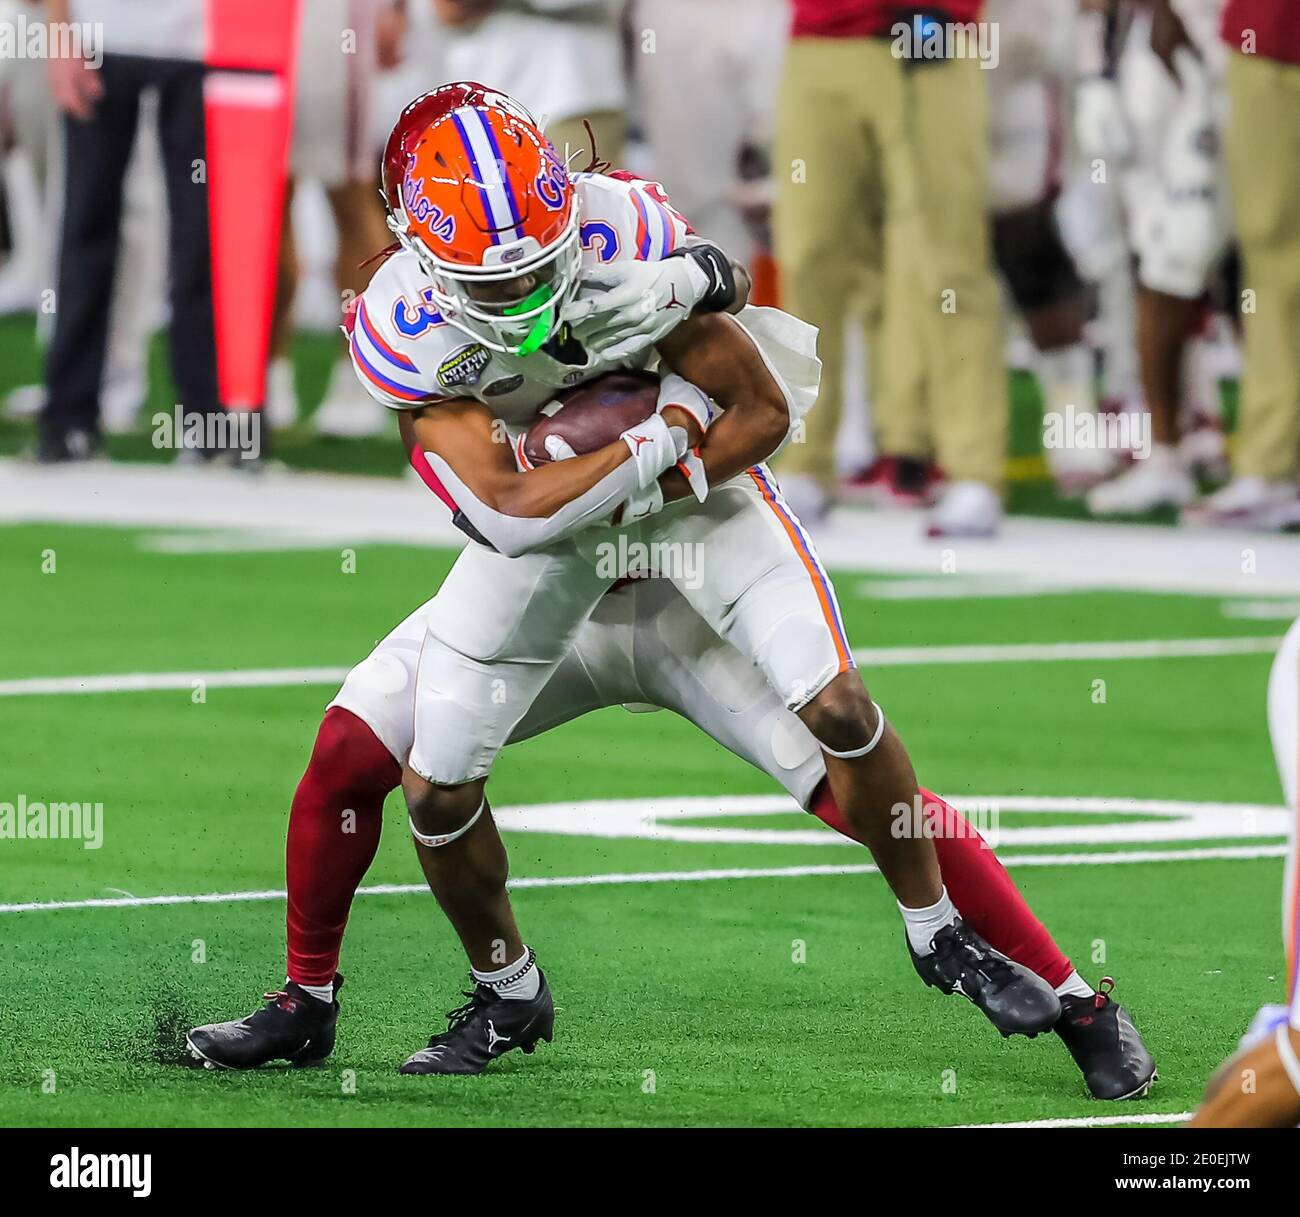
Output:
[{"xmin": 204, "ymin": 0, "xmax": 301, "ymax": 410}]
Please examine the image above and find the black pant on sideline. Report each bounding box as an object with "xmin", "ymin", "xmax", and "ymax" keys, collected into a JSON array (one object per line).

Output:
[{"xmin": 41, "ymin": 54, "xmax": 218, "ymax": 446}]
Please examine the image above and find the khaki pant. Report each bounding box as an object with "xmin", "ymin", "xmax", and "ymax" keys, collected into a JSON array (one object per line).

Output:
[
  {"xmin": 773, "ymin": 39, "xmax": 1005, "ymax": 487},
  {"xmin": 1225, "ymin": 51, "xmax": 1300, "ymax": 482}
]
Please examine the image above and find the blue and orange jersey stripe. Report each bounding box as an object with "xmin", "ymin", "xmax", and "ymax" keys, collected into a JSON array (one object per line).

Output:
[
  {"xmin": 357, "ymin": 300, "xmax": 418, "ymax": 373},
  {"xmin": 746, "ymin": 466, "xmax": 855, "ymax": 674},
  {"xmin": 630, "ymin": 189, "xmax": 654, "ymax": 260},
  {"xmin": 349, "ymin": 337, "xmax": 427, "ymax": 403}
]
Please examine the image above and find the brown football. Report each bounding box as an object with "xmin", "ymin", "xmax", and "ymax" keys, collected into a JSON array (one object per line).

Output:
[{"xmin": 521, "ymin": 370, "xmax": 661, "ymax": 467}]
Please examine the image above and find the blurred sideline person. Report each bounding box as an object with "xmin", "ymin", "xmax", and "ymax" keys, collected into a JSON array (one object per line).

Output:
[
  {"xmin": 773, "ymin": 0, "xmax": 1007, "ymax": 537},
  {"xmin": 2, "ymin": 0, "xmax": 166, "ymax": 436},
  {"xmin": 0, "ymin": 0, "xmax": 46, "ymax": 314},
  {"xmin": 37, "ymin": 0, "xmax": 218, "ymax": 462},
  {"xmin": 1184, "ymin": 0, "xmax": 1300, "ymax": 529},
  {"xmin": 1189, "ymin": 615, "xmax": 1300, "ymax": 1126},
  {"xmin": 985, "ymin": 0, "xmax": 1116, "ymax": 497},
  {"xmin": 1084, "ymin": 0, "xmax": 1233, "ymax": 517},
  {"xmin": 1062, "ymin": 0, "xmax": 1142, "ymax": 423},
  {"xmin": 631, "ymin": 0, "xmax": 787, "ymax": 266},
  {"xmin": 268, "ymin": 0, "xmax": 401, "ymax": 437},
  {"xmin": 431, "ymin": 0, "xmax": 625, "ymax": 164}
]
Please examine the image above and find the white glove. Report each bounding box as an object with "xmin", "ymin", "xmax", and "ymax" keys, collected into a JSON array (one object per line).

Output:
[
  {"xmin": 656, "ymin": 373, "xmax": 713, "ymax": 431},
  {"xmin": 539, "ymin": 418, "xmax": 672, "ymax": 526},
  {"xmin": 655, "ymin": 373, "xmax": 713, "ymax": 504},
  {"xmin": 562, "ymin": 256, "xmax": 709, "ymax": 363},
  {"xmin": 1074, "ymin": 76, "xmax": 1133, "ymax": 164},
  {"xmin": 543, "ymin": 434, "xmax": 577, "ymax": 462},
  {"xmin": 619, "ymin": 481, "xmax": 666, "ymax": 524}
]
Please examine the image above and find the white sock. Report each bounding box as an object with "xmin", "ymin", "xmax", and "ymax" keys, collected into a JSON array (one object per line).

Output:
[
  {"xmin": 899, "ymin": 887, "xmax": 959, "ymax": 957},
  {"xmin": 290, "ymin": 978, "xmax": 334, "ymax": 1005},
  {"xmin": 472, "ymin": 947, "xmax": 541, "ymax": 1001},
  {"xmin": 1054, "ymin": 971, "xmax": 1095, "ymax": 999},
  {"xmin": 1037, "ymin": 342, "xmax": 1097, "ymax": 418}
]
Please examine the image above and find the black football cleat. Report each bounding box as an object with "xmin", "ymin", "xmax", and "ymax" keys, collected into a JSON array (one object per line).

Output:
[
  {"xmin": 399, "ymin": 971, "xmax": 555, "ymax": 1076},
  {"xmin": 1055, "ymin": 977, "xmax": 1157, "ymax": 1100},
  {"xmin": 186, "ymin": 976, "xmax": 342, "ymax": 1070},
  {"xmin": 909, "ymin": 918, "xmax": 1062, "ymax": 1037}
]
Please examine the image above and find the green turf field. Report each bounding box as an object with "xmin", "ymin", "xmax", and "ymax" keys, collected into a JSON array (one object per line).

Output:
[{"xmin": 0, "ymin": 518, "xmax": 1292, "ymax": 1127}]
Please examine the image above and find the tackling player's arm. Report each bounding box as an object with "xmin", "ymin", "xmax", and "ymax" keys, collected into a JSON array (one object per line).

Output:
[
  {"xmin": 652, "ymin": 312, "xmax": 790, "ymax": 502},
  {"xmin": 672, "ymin": 240, "xmax": 751, "ymax": 315},
  {"xmin": 398, "ymin": 400, "xmax": 702, "ymax": 557}
]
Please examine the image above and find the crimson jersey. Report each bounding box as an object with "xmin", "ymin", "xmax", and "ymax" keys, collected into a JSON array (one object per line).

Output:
[{"xmin": 790, "ymin": 0, "xmax": 984, "ymax": 38}]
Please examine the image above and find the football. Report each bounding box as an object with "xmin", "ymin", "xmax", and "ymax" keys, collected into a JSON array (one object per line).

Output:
[{"xmin": 520, "ymin": 370, "xmax": 661, "ymax": 468}]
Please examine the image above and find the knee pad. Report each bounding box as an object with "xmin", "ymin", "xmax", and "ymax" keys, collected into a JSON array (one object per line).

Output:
[{"xmin": 993, "ymin": 202, "xmax": 1087, "ymax": 313}]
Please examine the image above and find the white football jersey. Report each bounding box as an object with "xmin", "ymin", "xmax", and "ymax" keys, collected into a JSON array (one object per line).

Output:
[{"xmin": 347, "ymin": 171, "xmax": 694, "ymax": 430}]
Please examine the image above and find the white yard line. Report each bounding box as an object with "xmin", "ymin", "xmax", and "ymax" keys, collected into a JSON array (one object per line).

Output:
[
  {"xmin": 5, "ymin": 459, "xmax": 1300, "ymax": 595},
  {"xmin": 956, "ymin": 1111, "xmax": 1191, "ymax": 1129},
  {"xmin": 0, "ymin": 843, "xmax": 1284, "ymax": 915},
  {"xmin": 0, "ymin": 635, "xmax": 1282, "ymax": 697},
  {"xmin": 0, "ymin": 667, "xmax": 351, "ymax": 697},
  {"xmin": 854, "ymin": 636, "xmax": 1282, "ymax": 667}
]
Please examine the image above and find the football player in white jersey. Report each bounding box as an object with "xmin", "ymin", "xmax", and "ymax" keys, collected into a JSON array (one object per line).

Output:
[
  {"xmin": 189, "ymin": 86, "xmax": 1107, "ymax": 1081},
  {"xmin": 1191, "ymin": 617, "xmax": 1300, "ymax": 1125}
]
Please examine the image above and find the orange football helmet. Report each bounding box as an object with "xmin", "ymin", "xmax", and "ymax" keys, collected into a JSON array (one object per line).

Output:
[{"xmin": 384, "ymin": 90, "xmax": 579, "ymax": 356}]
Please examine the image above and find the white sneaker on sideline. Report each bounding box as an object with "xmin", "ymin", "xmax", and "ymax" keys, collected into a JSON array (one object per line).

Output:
[
  {"xmin": 1085, "ymin": 446, "xmax": 1196, "ymax": 515},
  {"xmin": 1181, "ymin": 476, "xmax": 1300, "ymax": 531},
  {"xmin": 3, "ymin": 383, "xmax": 44, "ymax": 418},
  {"xmin": 926, "ymin": 480, "xmax": 1002, "ymax": 538},
  {"xmin": 311, "ymin": 358, "xmax": 389, "ymax": 438},
  {"xmin": 101, "ymin": 363, "xmax": 148, "ymax": 434},
  {"xmin": 1046, "ymin": 442, "xmax": 1117, "ymax": 497},
  {"xmin": 264, "ymin": 357, "xmax": 300, "ymax": 429}
]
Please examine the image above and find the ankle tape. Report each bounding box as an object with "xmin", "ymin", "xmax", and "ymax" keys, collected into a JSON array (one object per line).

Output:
[
  {"xmin": 475, "ymin": 947, "xmax": 537, "ymax": 991},
  {"xmin": 818, "ymin": 702, "xmax": 887, "ymax": 759},
  {"xmin": 410, "ymin": 797, "xmax": 485, "ymax": 848}
]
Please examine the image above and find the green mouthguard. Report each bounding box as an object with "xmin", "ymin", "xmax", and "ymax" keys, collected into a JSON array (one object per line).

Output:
[{"xmin": 503, "ymin": 285, "xmax": 555, "ymax": 356}]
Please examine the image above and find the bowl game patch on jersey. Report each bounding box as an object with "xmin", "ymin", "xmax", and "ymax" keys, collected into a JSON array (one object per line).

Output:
[{"xmin": 437, "ymin": 343, "xmax": 492, "ymax": 390}]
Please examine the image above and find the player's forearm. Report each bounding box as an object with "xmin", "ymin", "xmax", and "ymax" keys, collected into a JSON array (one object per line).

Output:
[
  {"xmin": 655, "ymin": 313, "xmax": 789, "ymax": 496},
  {"xmin": 405, "ymin": 408, "xmax": 684, "ymax": 557},
  {"xmin": 495, "ymin": 443, "xmax": 633, "ymax": 519},
  {"xmin": 427, "ymin": 449, "xmax": 646, "ymax": 557}
]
